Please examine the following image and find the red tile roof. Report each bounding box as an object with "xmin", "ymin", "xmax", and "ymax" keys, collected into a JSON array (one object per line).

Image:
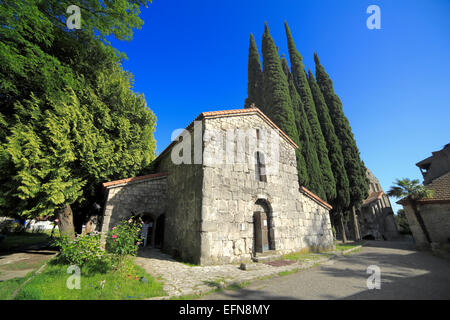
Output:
[
  {"xmin": 416, "ymin": 171, "xmax": 450, "ymax": 203},
  {"xmin": 102, "ymin": 172, "xmax": 168, "ymax": 189},
  {"xmin": 362, "ymin": 191, "xmax": 384, "ymax": 206},
  {"xmin": 300, "ymin": 186, "xmax": 333, "ymax": 210},
  {"xmin": 397, "ymin": 171, "xmax": 450, "ymax": 205}
]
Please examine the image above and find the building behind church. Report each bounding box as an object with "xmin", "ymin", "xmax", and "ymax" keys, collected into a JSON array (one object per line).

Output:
[
  {"xmin": 99, "ymin": 108, "xmax": 335, "ymax": 265},
  {"xmin": 359, "ymin": 168, "xmax": 400, "ymax": 240},
  {"xmin": 398, "ymin": 144, "xmax": 450, "ymax": 253}
]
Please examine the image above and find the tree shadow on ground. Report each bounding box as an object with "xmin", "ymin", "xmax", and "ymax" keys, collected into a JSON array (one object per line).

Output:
[{"xmin": 203, "ymin": 241, "xmax": 450, "ymax": 300}]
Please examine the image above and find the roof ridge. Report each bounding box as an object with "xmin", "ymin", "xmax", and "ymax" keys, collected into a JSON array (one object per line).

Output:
[
  {"xmin": 102, "ymin": 172, "xmax": 168, "ymax": 189},
  {"xmin": 299, "ymin": 186, "xmax": 332, "ymax": 210}
]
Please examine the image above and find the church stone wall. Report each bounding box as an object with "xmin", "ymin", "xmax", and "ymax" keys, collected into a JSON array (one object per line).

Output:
[
  {"xmin": 199, "ymin": 114, "xmax": 334, "ymax": 265},
  {"xmin": 154, "ymin": 126, "xmax": 204, "ymax": 264}
]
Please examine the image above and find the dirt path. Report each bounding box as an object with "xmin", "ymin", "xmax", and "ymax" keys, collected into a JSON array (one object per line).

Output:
[{"xmin": 0, "ymin": 245, "xmax": 57, "ymax": 281}]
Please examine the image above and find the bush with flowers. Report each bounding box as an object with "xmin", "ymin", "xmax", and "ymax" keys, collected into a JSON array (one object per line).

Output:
[
  {"xmin": 105, "ymin": 218, "xmax": 142, "ymax": 257},
  {"xmin": 53, "ymin": 231, "xmax": 107, "ymax": 267},
  {"xmin": 52, "ymin": 217, "xmax": 143, "ymax": 275}
]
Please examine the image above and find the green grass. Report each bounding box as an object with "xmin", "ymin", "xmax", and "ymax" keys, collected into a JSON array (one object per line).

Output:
[
  {"xmin": 343, "ymin": 248, "xmax": 361, "ymax": 255},
  {"xmin": 283, "ymin": 251, "xmax": 321, "ymax": 262},
  {"xmin": 172, "ymin": 288, "xmax": 220, "ymax": 300},
  {"xmin": 180, "ymin": 262, "xmax": 199, "ymax": 267},
  {"xmin": 335, "ymin": 244, "xmax": 360, "ymax": 252},
  {"xmin": 0, "ymin": 232, "xmax": 52, "ymax": 251},
  {"xmin": 172, "ymin": 280, "xmax": 251, "ymax": 300},
  {"xmin": 14, "ymin": 258, "xmax": 165, "ymax": 300},
  {"xmin": 0, "ymin": 275, "xmax": 30, "ymax": 300},
  {"xmin": 227, "ymin": 281, "xmax": 250, "ymax": 290},
  {"xmin": 278, "ymin": 268, "xmax": 299, "ymax": 277}
]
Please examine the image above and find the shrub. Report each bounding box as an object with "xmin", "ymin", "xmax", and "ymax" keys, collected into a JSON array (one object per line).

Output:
[
  {"xmin": 53, "ymin": 231, "xmax": 107, "ymax": 267},
  {"xmin": 106, "ymin": 218, "xmax": 142, "ymax": 257}
]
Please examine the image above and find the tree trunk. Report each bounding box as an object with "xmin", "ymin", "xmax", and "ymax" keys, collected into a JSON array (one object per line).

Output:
[
  {"xmin": 56, "ymin": 204, "xmax": 75, "ymax": 239},
  {"xmin": 411, "ymin": 200, "xmax": 431, "ymax": 244},
  {"xmin": 351, "ymin": 206, "xmax": 361, "ymax": 241},
  {"xmin": 338, "ymin": 211, "xmax": 347, "ymax": 243}
]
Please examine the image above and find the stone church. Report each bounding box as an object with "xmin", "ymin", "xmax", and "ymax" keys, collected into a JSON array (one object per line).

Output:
[{"xmin": 99, "ymin": 108, "xmax": 334, "ymax": 265}]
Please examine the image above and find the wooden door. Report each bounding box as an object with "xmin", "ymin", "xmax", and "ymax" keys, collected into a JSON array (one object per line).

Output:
[{"xmin": 254, "ymin": 211, "xmax": 269, "ymax": 253}]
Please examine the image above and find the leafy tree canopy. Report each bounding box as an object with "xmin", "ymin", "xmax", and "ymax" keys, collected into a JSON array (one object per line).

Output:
[{"xmin": 0, "ymin": 0, "xmax": 156, "ymax": 223}]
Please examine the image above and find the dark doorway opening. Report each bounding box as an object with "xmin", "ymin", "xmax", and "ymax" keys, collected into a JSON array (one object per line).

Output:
[
  {"xmin": 362, "ymin": 234, "xmax": 375, "ymax": 240},
  {"xmin": 155, "ymin": 214, "xmax": 165, "ymax": 249},
  {"xmin": 141, "ymin": 215, "xmax": 154, "ymax": 247}
]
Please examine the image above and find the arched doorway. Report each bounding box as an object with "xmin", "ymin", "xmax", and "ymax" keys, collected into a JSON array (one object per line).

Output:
[
  {"xmin": 253, "ymin": 199, "xmax": 274, "ymax": 254},
  {"xmin": 141, "ymin": 215, "xmax": 154, "ymax": 247},
  {"xmin": 140, "ymin": 213, "xmax": 165, "ymax": 249},
  {"xmin": 155, "ymin": 214, "xmax": 165, "ymax": 249}
]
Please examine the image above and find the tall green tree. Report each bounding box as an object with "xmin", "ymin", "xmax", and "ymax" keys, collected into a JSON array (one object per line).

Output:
[
  {"xmin": 314, "ymin": 52, "xmax": 369, "ymax": 209},
  {"xmin": 308, "ymin": 69, "xmax": 351, "ymax": 240},
  {"xmin": 281, "ymin": 58, "xmax": 324, "ymax": 197},
  {"xmin": 307, "ymin": 69, "xmax": 348, "ymax": 208},
  {"xmin": 245, "ymin": 33, "xmax": 264, "ymax": 110},
  {"xmin": 261, "ymin": 23, "xmax": 306, "ymax": 187},
  {"xmin": 0, "ymin": 0, "xmax": 156, "ymax": 236},
  {"xmin": 284, "ymin": 22, "xmax": 335, "ymax": 202}
]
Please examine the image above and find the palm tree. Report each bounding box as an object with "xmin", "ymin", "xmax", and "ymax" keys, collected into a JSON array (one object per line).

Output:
[{"xmin": 387, "ymin": 178, "xmax": 434, "ymax": 244}]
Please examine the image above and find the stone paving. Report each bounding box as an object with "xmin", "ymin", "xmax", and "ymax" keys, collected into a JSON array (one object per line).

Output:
[{"xmin": 134, "ymin": 248, "xmax": 335, "ymax": 298}]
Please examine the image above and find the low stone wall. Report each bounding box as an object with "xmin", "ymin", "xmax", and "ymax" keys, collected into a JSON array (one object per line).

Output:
[
  {"xmin": 420, "ymin": 202, "xmax": 450, "ymax": 244},
  {"xmin": 100, "ymin": 176, "xmax": 168, "ymax": 233},
  {"xmin": 403, "ymin": 201, "xmax": 450, "ymax": 250}
]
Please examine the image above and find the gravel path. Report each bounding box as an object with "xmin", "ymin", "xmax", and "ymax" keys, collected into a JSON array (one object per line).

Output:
[{"xmin": 134, "ymin": 248, "xmax": 332, "ymax": 298}]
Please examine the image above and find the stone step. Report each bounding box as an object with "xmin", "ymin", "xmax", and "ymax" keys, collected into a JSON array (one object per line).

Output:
[{"xmin": 252, "ymin": 251, "xmax": 283, "ymax": 263}]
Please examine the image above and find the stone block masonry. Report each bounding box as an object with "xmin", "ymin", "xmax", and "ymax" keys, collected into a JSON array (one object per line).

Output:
[
  {"xmin": 198, "ymin": 113, "xmax": 334, "ymax": 264},
  {"xmin": 101, "ymin": 108, "xmax": 335, "ymax": 265}
]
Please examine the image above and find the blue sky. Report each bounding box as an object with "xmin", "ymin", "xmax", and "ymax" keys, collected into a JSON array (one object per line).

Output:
[{"xmin": 110, "ymin": 0, "xmax": 450, "ymax": 213}]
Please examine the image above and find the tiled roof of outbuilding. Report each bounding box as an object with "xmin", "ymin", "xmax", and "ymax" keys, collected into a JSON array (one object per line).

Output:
[
  {"xmin": 420, "ymin": 171, "xmax": 450, "ymax": 202},
  {"xmin": 362, "ymin": 191, "xmax": 384, "ymax": 206},
  {"xmin": 102, "ymin": 172, "xmax": 168, "ymax": 189}
]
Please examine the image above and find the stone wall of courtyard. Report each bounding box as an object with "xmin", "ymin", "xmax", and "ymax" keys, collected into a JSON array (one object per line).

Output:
[{"xmin": 100, "ymin": 175, "xmax": 168, "ymax": 232}]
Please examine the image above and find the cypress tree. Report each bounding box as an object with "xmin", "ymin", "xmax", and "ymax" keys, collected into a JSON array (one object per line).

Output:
[
  {"xmin": 261, "ymin": 23, "xmax": 307, "ymax": 186},
  {"xmin": 284, "ymin": 22, "xmax": 335, "ymax": 201},
  {"xmin": 245, "ymin": 33, "xmax": 264, "ymax": 110},
  {"xmin": 314, "ymin": 53, "xmax": 369, "ymax": 209},
  {"xmin": 282, "ymin": 57, "xmax": 325, "ymax": 198},
  {"xmin": 307, "ymin": 69, "xmax": 348, "ymax": 209},
  {"xmin": 308, "ymin": 69, "xmax": 350, "ymax": 239}
]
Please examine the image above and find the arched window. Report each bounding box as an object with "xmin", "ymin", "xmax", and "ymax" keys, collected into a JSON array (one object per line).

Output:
[{"xmin": 255, "ymin": 151, "xmax": 267, "ymax": 182}]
